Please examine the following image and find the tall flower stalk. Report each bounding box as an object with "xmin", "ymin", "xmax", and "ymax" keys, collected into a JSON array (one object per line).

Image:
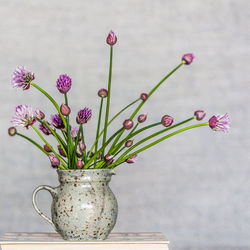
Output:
[{"xmin": 8, "ymin": 33, "xmax": 229, "ymax": 170}]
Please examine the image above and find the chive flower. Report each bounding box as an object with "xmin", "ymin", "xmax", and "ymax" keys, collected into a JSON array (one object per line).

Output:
[
  {"xmin": 161, "ymin": 115, "xmax": 174, "ymax": 127},
  {"xmin": 60, "ymin": 104, "xmax": 71, "ymax": 116},
  {"xmin": 44, "ymin": 144, "xmax": 52, "ymax": 152},
  {"xmin": 77, "ymin": 108, "xmax": 92, "ymax": 124},
  {"xmin": 126, "ymin": 154, "xmax": 138, "ymax": 164},
  {"xmin": 49, "ymin": 154, "xmax": 60, "ymax": 168},
  {"xmin": 51, "ymin": 114, "xmax": 64, "ymax": 129},
  {"xmin": 11, "ymin": 105, "xmax": 36, "ymax": 129},
  {"xmin": 58, "ymin": 145, "xmax": 66, "ymax": 157},
  {"xmin": 12, "ymin": 66, "xmax": 34, "ymax": 90},
  {"xmin": 123, "ymin": 119, "xmax": 134, "ymax": 130},
  {"xmin": 140, "ymin": 93, "xmax": 148, "ymax": 101},
  {"xmin": 209, "ymin": 114, "xmax": 230, "ymax": 133},
  {"xmin": 76, "ymin": 160, "xmax": 83, "ymax": 169},
  {"xmin": 106, "ymin": 30, "xmax": 117, "ymax": 46},
  {"xmin": 39, "ymin": 123, "xmax": 52, "ymax": 135},
  {"xmin": 35, "ymin": 109, "xmax": 45, "ymax": 120},
  {"xmin": 194, "ymin": 110, "xmax": 206, "ymax": 121},
  {"xmin": 104, "ymin": 154, "xmax": 113, "ymax": 161},
  {"xmin": 182, "ymin": 53, "xmax": 194, "ymax": 65},
  {"xmin": 71, "ymin": 127, "xmax": 81, "ymax": 140},
  {"xmin": 138, "ymin": 113, "xmax": 147, "ymax": 123},
  {"xmin": 125, "ymin": 140, "xmax": 133, "ymax": 147},
  {"xmin": 98, "ymin": 88, "xmax": 108, "ymax": 98},
  {"xmin": 56, "ymin": 74, "xmax": 72, "ymax": 94},
  {"xmin": 79, "ymin": 142, "xmax": 86, "ymax": 152}
]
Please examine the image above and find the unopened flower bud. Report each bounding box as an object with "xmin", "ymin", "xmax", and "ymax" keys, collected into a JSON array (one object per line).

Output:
[
  {"xmin": 98, "ymin": 88, "xmax": 108, "ymax": 98},
  {"xmin": 107, "ymin": 159, "xmax": 114, "ymax": 166},
  {"xmin": 104, "ymin": 154, "xmax": 113, "ymax": 161},
  {"xmin": 58, "ymin": 145, "xmax": 66, "ymax": 157},
  {"xmin": 125, "ymin": 140, "xmax": 134, "ymax": 147},
  {"xmin": 8, "ymin": 127, "xmax": 16, "ymax": 136},
  {"xmin": 138, "ymin": 113, "xmax": 147, "ymax": 123},
  {"xmin": 126, "ymin": 154, "xmax": 138, "ymax": 164},
  {"xmin": 194, "ymin": 110, "xmax": 206, "ymax": 121},
  {"xmin": 35, "ymin": 109, "xmax": 45, "ymax": 120},
  {"xmin": 79, "ymin": 142, "xmax": 86, "ymax": 152},
  {"xmin": 123, "ymin": 119, "xmax": 134, "ymax": 130},
  {"xmin": 76, "ymin": 160, "xmax": 83, "ymax": 169},
  {"xmin": 96, "ymin": 154, "xmax": 102, "ymax": 160},
  {"xmin": 140, "ymin": 93, "xmax": 148, "ymax": 101},
  {"xmin": 60, "ymin": 104, "xmax": 71, "ymax": 116},
  {"xmin": 44, "ymin": 144, "xmax": 52, "ymax": 152},
  {"xmin": 182, "ymin": 53, "xmax": 194, "ymax": 65},
  {"xmin": 49, "ymin": 154, "xmax": 60, "ymax": 168},
  {"xmin": 106, "ymin": 30, "xmax": 117, "ymax": 46},
  {"xmin": 161, "ymin": 115, "xmax": 174, "ymax": 127}
]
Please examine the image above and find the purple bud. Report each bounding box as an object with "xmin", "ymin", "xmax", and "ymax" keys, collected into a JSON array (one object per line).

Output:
[
  {"xmin": 140, "ymin": 93, "xmax": 148, "ymax": 101},
  {"xmin": 161, "ymin": 115, "xmax": 174, "ymax": 127},
  {"xmin": 104, "ymin": 154, "xmax": 113, "ymax": 161},
  {"xmin": 76, "ymin": 160, "xmax": 83, "ymax": 169},
  {"xmin": 209, "ymin": 114, "xmax": 230, "ymax": 133},
  {"xmin": 39, "ymin": 123, "xmax": 53, "ymax": 135},
  {"xmin": 107, "ymin": 159, "xmax": 114, "ymax": 166},
  {"xmin": 182, "ymin": 53, "xmax": 195, "ymax": 65},
  {"xmin": 125, "ymin": 140, "xmax": 133, "ymax": 147},
  {"xmin": 77, "ymin": 108, "xmax": 92, "ymax": 124},
  {"xmin": 106, "ymin": 30, "xmax": 117, "ymax": 46},
  {"xmin": 126, "ymin": 154, "xmax": 138, "ymax": 164},
  {"xmin": 56, "ymin": 74, "xmax": 72, "ymax": 94},
  {"xmin": 123, "ymin": 119, "xmax": 134, "ymax": 130},
  {"xmin": 79, "ymin": 142, "xmax": 86, "ymax": 152},
  {"xmin": 138, "ymin": 113, "xmax": 148, "ymax": 123},
  {"xmin": 51, "ymin": 114, "xmax": 64, "ymax": 129},
  {"xmin": 34, "ymin": 109, "xmax": 45, "ymax": 120},
  {"xmin": 98, "ymin": 88, "xmax": 108, "ymax": 98},
  {"xmin": 194, "ymin": 110, "xmax": 206, "ymax": 121},
  {"xmin": 8, "ymin": 127, "xmax": 16, "ymax": 136},
  {"xmin": 58, "ymin": 145, "xmax": 66, "ymax": 157},
  {"xmin": 49, "ymin": 154, "xmax": 60, "ymax": 168},
  {"xmin": 60, "ymin": 104, "xmax": 71, "ymax": 116},
  {"xmin": 43, "ymin": 144, "xmax": 52, "ymax": 152}
]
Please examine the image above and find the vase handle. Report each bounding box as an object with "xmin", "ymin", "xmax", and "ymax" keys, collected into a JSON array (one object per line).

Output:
[{"xmin": 32, "ymin": 185, "xmax": 57, "ymax": 230}]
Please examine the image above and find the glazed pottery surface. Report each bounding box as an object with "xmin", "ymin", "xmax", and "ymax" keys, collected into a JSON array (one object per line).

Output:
[{"xmin": 32, "ymin": 169, "xmax": 118, "ymax": 241}]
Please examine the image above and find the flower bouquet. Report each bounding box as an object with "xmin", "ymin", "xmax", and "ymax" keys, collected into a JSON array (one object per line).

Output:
[{"xmin": 7, "ymin": 31, "xmax": 230, "ymax": 240}]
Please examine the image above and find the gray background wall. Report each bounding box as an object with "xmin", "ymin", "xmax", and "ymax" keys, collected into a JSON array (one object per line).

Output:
[{"xmin": 0, "ymin": 0, "xmax": 249, "ymax": 248}]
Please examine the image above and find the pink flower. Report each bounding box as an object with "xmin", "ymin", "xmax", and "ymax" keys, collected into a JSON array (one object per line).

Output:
[
  {"xmin": 58, "ymin": 145, "xmax": 66, "ymax": 157},
  {"xmin": 161, "ymin": 115, "xmax": 174, "ymax": 127},
  {"xmin": 194, "ymin": 110, "xmax": 206, "ymax": 121},
  {"xmin": 126, "ymin": 154, "xmax": 138, "ymax": 164},
  {"xmin": 56, "ymin": 74, "xmax": 72, "ymax": 94},
  {"xmin": 106, "ymin": 30, "xmax": 117, "ymax": 46},
  {"xmin": 39, "ymin": 122, "xmax": 53, "ymax": 135},
  {"xmin": 34, "ymin": 109, "xmax": 45, "ymax": 120},
  {"xmin": 12, "ymin": 66, "xmax": 34, "ymax": 90},
  {"xmin": 77, "ymin": 108, "xmax": 92, "ymax": 124},
  {"xmin": 11, "ymin": 105, "xmax": 36, "ymax": 129},
  {"xmin": 182, "ymin": 53, "xmax": 195, "ymax": 65},
  {"xmin": 51, "ymin": 114, "xmax": 64, "ymax": 129},
  {"xmin": 71, "ymin": 127, "xmax": 81, "ymax": 140},
  {"xmin": 209, "ymin": 113, "xmax": 230, "ymax": 133}
]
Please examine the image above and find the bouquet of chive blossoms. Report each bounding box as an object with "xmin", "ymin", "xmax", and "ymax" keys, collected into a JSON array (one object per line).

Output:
[{"xmin": 8, "ymin": 31, "xmax": 230, "ymax": 170}]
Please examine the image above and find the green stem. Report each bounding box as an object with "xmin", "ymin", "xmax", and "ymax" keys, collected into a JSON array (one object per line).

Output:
[
  {"xmin": 110, "ymin": 62, "xmax": 185, "ymax": 153},
  {"xmin": 87, "ymin": 98, "xmax": 140, "ymax": 159},
  {"xmin": 30, "ymin": 82, "xmax": 67, "ymax": 128},
  {"xmin": 94, "ymin": 97, "xmax": 104, "ymax": 166},
  {"xmin": 16, "ymin": 132, "xmax": 49, "ymax": 156},
  {"xmin": 109, "ymin": 122, "xmax": 209, "ymax": 168},
  {"xmin": 71, "ymin": 124, "xmax": 82, "ymax": 169},
  {"xmin": 80, "ymin": 125, "xmax": 87, "ymax": 164},
  {"xmin": 31, "ymin": 125, "xmax": 67, "ymax": 168},
  {"xmin": 102, "ymin": 46, "xmax": 113, "ymax": 156}
]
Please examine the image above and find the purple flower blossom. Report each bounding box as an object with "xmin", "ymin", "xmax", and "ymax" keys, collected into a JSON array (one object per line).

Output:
[
  {"xmin": 11, "ymin": 105, "xmax": 36, "ymax": 129},
  {"xmin": 106, "ymin": 30, "xmax": 117, "ymax": 46},
  {"xmin": 51, "ymin": 114, "xmax": 64, "ymax": 129},
  {"xmin": 58, "ymin": 145, "xmax": 66, "ymax": 157},
  {"xmin": 126, "ymin": 154, "xmax": 138, "ymax": 164},
  {"xmin": 34, "ymin": 109, "xmax": 45, "ymax": 120},
  {"xmin": 44, "ymin": 144, "xmax": 52, "ymax": 152},
  {"xmin": 182, "ymin": 53, "xmax": 195, "ymax": 65},
  {"xmin": 77, "ymin": 108, "xmax": 92, "ymax": 124},
  {"xmin": 209, "ymin": 113, "xmax": 230, "ymax": 133},
  {"xmin": 194, "ymin": 110, "xmax": 206, "ymax": 121},
  {"xmin": 12, "ymin": 66, "xmax": 34, "ymax": 90},
  {"xmin": 70, "ymin": 127, "xmax": 81, "ymax": 140},
  {"xmin": 56, "ymin": 74, "xmax": 72, "ymax": 94},
  {"xmin": 39, "ymin": 122, "xmax": 52, "ymax": 135},
  {"xmin": 161, "ymin": 115, "xmax": 174, "ymax": 127},
  {"xmin": 49, "ymin": 154, "xmax": 60, "ymax": 168}
]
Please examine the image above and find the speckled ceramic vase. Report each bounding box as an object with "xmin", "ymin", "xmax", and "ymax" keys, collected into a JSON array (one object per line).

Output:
[{"xmin": 32, "ymin": 169, "xmax": 118, "ymax": 241}]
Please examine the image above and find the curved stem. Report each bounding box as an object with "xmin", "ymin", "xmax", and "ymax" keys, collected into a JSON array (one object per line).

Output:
[
  {"xmin": 102, "ymin": 46, "xmax": 113, "ymax": 155},
  {"xmin": 31, "ymin": 125, "xmax": 67, "ymax": 168},
  {"xmin": 30, "ymin": 82, "xmax": 67, "ymax": 128},
  {"xmin": 109, "ymin": 122, "xmax": 209, "ymax": 168},
  {"xmin": 87, "ymin": 98, "xmax": 140, "ymax": 159},
  {"xmin": 111, "ymin": 62, "xmax": 185, "ymax": 152}
]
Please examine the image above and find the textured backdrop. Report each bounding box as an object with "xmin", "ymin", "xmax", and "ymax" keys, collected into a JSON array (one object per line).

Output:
[{"xmin": 0, "ymin": 0, "xmax": 249, "ymax": 248}]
